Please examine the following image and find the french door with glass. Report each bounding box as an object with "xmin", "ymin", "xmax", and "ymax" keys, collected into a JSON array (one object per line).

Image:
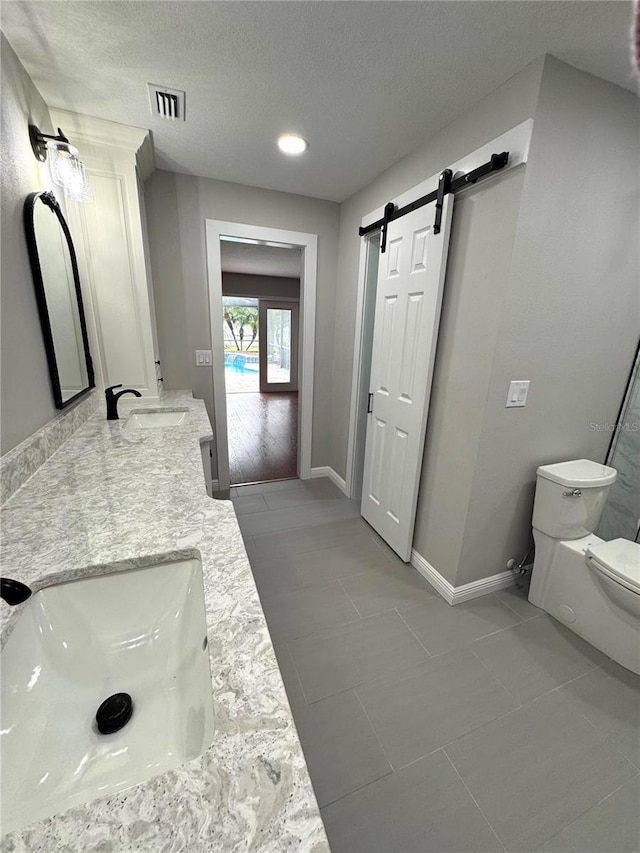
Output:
[{"xmin": 258, "ymin": 301, "xmax": 299, "ymax": 392}]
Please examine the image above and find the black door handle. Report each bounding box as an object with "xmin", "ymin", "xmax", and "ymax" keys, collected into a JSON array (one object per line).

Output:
[{"xmin": 367, "ymin": 393, "xmax": 373, "ymax": 414}]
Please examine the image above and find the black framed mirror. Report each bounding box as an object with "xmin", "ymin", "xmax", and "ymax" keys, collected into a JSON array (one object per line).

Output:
[{"xmin": 24, "ymin": 191, "xmax": 94, "ymax": 409}]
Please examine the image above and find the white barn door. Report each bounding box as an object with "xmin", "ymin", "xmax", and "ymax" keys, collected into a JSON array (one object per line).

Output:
[{"xmin": 361, "ymin": 195, "xmax": 454, "ymax": 561}]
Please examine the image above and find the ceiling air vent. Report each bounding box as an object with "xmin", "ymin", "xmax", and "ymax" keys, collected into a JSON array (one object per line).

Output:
[{"xmin": 148, "ymin": 84, "xmax": 185, "ymax": 121}]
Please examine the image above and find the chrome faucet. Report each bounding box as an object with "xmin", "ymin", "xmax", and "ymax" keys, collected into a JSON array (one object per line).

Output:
[{"xmin": 105, "ymin": 384, "xmax": 142, "ymax": 420}]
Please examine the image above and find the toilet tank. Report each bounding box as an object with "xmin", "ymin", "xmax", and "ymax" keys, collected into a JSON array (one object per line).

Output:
[{"xmin": 532, "ymin": 459, "xmax": 617, "ymax": 540}]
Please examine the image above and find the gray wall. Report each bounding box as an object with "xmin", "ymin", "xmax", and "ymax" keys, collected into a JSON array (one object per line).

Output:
[
  {"xmin": 455, "ymin": 56, "xmax": 640, "ymax": 586},
  {"xmin": 332, "ymin": 55, "xmax": 638, "ymax": 587},
  {"xmin": 144, "ymin": 171, "xmax": 191, "ymax": 390},
  {"xmin": 0, "ymin": 34, "xmax": 59, "ymax": 454},
  {"xmin": 222, "ymin": 272, "xmax": 300, "ymax": 301},
  {"xmin": 414, "ymin": 167, "xmax": 528, "ymax": 583},
  {"xmin": 145, "ymin": 55, "xmax": 638, "ymax": 591},
  {"xmin": 145, "ymin": 170, "xmax": 340, "ymax": 467},
  {"xmin": 332, "ymin": 57, "xmax": 545, "ymax": 583}
]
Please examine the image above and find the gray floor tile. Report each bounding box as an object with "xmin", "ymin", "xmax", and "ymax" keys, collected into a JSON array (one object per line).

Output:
[
  {"xmin": 357, "ymin": 650, "xmax": 518, "ymax": 768},
  {"xmin": 237, "ymin": 499, "xmax": 361, "ymax": 536},
  {"xmin": 537, "ymin": 774, "xmax": 640, "ymax": 853},
  {"xmin": 341, "ymin": 560, "xmax": 436, "ymax": 617},
  {"xmin": 234, "ymin": 479, "xmax": 300, "ymax": 496},
  {"xmin": 243, "ymin": 485, "xmax": 638, "ymax": 850},
  {"xmin": 248, "ymin": 555, "xmax": 302, "ymax": 598},
  {"xmin": 242, "ymin": 486, "xmax": 638, "ymax": 850},
  {"xmin": 471, "ymin": 614, "xmax": 607, "ymax": 702},
  {"xmin": 231, "ymin": 493, "xmax": 269, "ymax": 515},
  {"xmin": 272, "ymin": 644, "xmax": 306, "ymax": 711},
  {"xmin": 263, "ymin": 478, "xmax": 345, "ymax": 508},
  {"xmin": 250, "ymin": 517, "xmax": 377, "ymax": 561},
  {"xmin": 296, "ymin": 537, "xmax": 398, "ymax": 588},
  {"xmin": 292, "ymin": 690, "xmax": 392, "ymax": 807},
  {"xmin": 260, "ymin": 581, "xmax": 360, "ymax": 643},
  {"xmin": 556, "ymin": 659, "xmax": 640, "ymax": 767},
  {"xmin": 445, "ymin": 690, "xmax": 637, "ymax": 852},
  {"xmin": 239, "ymin": 531, "xmax": 255, "ymax": 555},
  {"xmin": 321, "ymin": 749, "xmax": 503, "ymax": 853},
  {"xmin": 401, "ymin": 594, "xmax": 520, "ymax": 655},
  {"xmin": 495, "ymin": 581, "xmax": 542, "ymax": 621},
  {"xmin": 304, "ymin": 477, "xmax": 347, "ymax": 496},
  {"xmin": 289, "ymin": 610, "xmax": 430, "ymax": 703},
  {"xmin": 250, "ymin": 535, "xmax": 396, "ymax": 598}
]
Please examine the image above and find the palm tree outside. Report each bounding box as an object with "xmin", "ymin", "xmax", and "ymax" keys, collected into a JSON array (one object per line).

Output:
[{"xmin": 223, "ymin": 305, "xmax": 259, "ymax": 352}]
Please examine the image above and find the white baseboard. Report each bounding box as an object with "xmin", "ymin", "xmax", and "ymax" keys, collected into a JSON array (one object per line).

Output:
[
  {"xmin": 411, "ymin": 549, "xmax": 516, "ymax": 605},
  {"xmin": 452, "ymin": 569, "xmax": 517, "ymax": 604},
  {"xmin": 309, "ymin": 466, "xmax": 348, "ymax": 496}
]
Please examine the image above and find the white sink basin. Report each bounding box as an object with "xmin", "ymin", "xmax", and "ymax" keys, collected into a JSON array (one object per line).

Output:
[
  {"xmin": 126, "ymin": 411, "xmax": 187, "ymax": 429},
  {"xmin": 1, "ymin": 558, "xmax": 214, "ymax": 835}
]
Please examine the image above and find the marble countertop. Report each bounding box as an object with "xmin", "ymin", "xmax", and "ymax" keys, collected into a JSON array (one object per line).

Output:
[{"xmin": 0, "ymin": 392, "xmax": 328, "ymax": 852}]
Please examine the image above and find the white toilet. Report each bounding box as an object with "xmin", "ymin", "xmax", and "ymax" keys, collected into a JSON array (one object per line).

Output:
[{"xmin": 529, "ymin": 459, "xmax": 640, "ymax": 675}]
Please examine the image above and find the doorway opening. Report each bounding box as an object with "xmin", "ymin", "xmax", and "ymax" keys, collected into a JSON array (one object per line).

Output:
[
  {"xmin": 206, "ymin": 221, "xmax": 318, "ymax": 491},
  {"xmin": 222, "ymin": 275, "xmax": 300, "ymax": 484}
]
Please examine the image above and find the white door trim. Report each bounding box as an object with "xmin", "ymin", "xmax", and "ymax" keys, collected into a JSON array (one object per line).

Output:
[
  {"xmin": 345, "ymin": 232, "xmax": 378, "ymax": 502},
  {"xmin": 205, "ymin": 221, "xmax": 317, "ymax": 490},
  {"xmin": 344, "ymin": 119, "xmax": 533, "ymax": 498}
]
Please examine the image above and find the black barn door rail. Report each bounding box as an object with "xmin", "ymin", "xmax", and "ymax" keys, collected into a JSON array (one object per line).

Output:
[{"xmin": 360, "ymin": 151, "xmax": 509, "ymax": 252}]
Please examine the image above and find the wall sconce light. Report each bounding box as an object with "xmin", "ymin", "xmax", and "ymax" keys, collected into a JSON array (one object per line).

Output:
[{"xmin": 29, "ymin": 124, "xmax": 93, "ymax": 202}]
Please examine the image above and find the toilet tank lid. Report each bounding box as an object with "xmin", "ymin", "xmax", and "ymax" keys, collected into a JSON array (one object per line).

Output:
[
  {"xmin": 536, "ymin": 459, "xmax": 617, "ymax": 488},
  {"xmin": 586, "ymin": 539, "xmax": 640, "ymax": 589}
]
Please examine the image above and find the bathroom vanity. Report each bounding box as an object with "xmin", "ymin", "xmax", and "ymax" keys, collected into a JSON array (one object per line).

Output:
[{"xmin": 0, "ymin": 392, "xmax": 328, "ymax": 851}]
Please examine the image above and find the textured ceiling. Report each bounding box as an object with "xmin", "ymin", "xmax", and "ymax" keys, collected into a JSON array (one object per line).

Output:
[
  {"xmin": 220, "ymin": 241, "xmax": 302, "ymax": 279},
  {"xmin": 2, "ymin": 1, "xmax": 637, "ymax": 202}
]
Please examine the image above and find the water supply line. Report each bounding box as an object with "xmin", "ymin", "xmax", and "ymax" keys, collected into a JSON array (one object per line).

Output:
[{"xmin": 506, "ymin": 545, "xmax": 534, "ymax": 587}]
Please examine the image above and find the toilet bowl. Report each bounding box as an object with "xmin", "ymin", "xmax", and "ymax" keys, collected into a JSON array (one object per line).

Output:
[
  {"xmin": 587, "ymin": 538, "xmax": 640, "ymax": 617},
  {"xmin": 528, "ymin": 459, "xmax": 640, "ymax": 675}
]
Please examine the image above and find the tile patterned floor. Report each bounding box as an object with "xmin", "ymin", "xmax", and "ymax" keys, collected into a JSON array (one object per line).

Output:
[{"xmin": 231, "ymin": 478, "xmax": 640, "ymax": 853}]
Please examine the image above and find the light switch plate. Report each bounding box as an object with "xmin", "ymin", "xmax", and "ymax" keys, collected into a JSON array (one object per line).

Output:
[
  {"xmin": 195, "ymin": 350, "xmax": 212, "ymax": 366},
  {"xmin": 506, "ymin": 380, "xmax": 530, "ymax": 408}
]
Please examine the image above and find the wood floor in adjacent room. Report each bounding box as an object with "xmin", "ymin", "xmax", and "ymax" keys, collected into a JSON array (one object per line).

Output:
[
  {"xmin": 231, "ymin": 477, "xmax": 640, "ymax": 853},
  {"xmin": 226, "ymin": 391, "xmax": 297, "ymax": 485}
]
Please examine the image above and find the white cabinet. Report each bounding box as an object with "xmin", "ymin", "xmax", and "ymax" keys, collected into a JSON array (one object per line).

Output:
[{"xmin": 50, "ymin": 110, "xmax": 160, "ymax": 398}]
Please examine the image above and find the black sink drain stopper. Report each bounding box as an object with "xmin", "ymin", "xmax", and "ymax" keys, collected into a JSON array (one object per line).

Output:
[{"xmin": 96, "ymin": 692, "xmax": 133, "ymax": 734}]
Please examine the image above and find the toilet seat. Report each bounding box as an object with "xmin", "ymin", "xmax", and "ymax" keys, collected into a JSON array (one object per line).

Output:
[{"xmin": 586, "ymin": 539, "xmax": 640, "ymax": 595}]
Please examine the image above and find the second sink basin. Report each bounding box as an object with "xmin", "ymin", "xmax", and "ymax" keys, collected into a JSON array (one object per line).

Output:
[
  {"xmin": 1, "ymin": 557, "xmax": 214, "ymax": 835},
  {"xmin": 126, "ymin": 410, "xmax": 187, "ymax": 429}
]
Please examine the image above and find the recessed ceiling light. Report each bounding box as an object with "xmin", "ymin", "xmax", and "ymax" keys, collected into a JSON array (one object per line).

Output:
[{"xmin": 277, "ymin": 134, "xmax": 309, "ymax": 155}]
